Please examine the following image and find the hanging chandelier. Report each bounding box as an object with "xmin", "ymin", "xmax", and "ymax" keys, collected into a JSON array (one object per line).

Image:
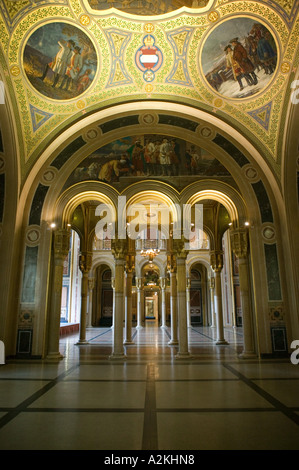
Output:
[{"xmin": 140, "ymin": 248, "xmax": 160, "ymax": 263}]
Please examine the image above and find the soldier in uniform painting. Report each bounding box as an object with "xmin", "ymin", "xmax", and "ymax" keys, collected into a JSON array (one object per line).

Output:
[{"xmin": 230, "ymin": 38, "xmax": 258, "ymax": 89}]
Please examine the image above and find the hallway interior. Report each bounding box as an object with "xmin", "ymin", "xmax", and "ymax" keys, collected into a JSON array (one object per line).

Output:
[{"xmin": 0, "ymin": 324, "xmax": 299, "ymax": 451}]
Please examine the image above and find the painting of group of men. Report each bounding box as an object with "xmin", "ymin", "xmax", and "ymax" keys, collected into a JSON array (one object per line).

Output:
[
  {"xmin": 67, "ymin": 135, "xmax": 230, "ymax": 188},
  {"xmin": 23, "ymin": 23, "xmax": 97, "ymax": 99},
  {"xmin": 203, "ymin": 19, "xmax": 277, "ymax": 98}
]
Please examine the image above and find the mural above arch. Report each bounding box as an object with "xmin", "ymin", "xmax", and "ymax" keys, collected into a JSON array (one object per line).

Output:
[
  {"xmin": 64, "ymin": 134, "xmax": 232, "ymax": 191},
  {"xmin": 87, "ymin": 0, "xmax": 209, "ymax": 15},
  {"xmin": 23, "ymin": 22, "xmax": 97, "ymax": 100},
  {"xmin": 201, "ymin": 17, "xmax": 278, "ymax": 99}
]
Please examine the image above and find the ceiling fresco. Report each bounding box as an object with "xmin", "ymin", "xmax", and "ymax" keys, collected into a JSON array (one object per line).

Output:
[
  {"xmin": 63, "ymin": 134, "xmax": 232, "ymax": 191},
  {"xmin": 0, "ymin": 0, "xmax": 298, "ymax": 183}
]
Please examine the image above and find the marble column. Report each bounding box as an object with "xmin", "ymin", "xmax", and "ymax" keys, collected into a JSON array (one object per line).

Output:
[
  {"xmin": 230, "ymin": 228, "xmax": 256, "ymax": 358},
  {"xmin": 173, "ymin": 239, "xmax": 191, "ymax": 358},
  {"xmin": 111, "ymin": 277, "xmax": 115, "ymax": 329},
  {"xmin": 109, "ymin": 239, "xmax": 127, "ymax": 360},
  {"xmin": 136, "ymin": 277, "xmax": 143, "ymax": 329},
  {"xmin": 77, "ymin": 252, "xmax": 92, "ymax": 345},
  {"xmin": 168, "ymin": 259, "xmax": 178, "ymax": 345},
  {"xmin": 160, "ymin": 277, "xmax": 167, "ymax": 328},
  {"xmin": 186, "ymin": 277, "xmax": 191, "ymax": 327},
  {"xmin": 209, "ymin": 276, "xmax": 216, "ymax": 328},
  {"xmin": 124, "ymin": 256, "xmax": 134, "ymax": 345},
  {"xmin": 46, "ymin": 228, "xmax": 70, "ymax": 361},
  {"xmin": 87, "ymin": 277, "xmax": 95, "ymax": 327},
  {"xmin": 211, "ymin": 251, "xmax": 228, "ymax": 345}
]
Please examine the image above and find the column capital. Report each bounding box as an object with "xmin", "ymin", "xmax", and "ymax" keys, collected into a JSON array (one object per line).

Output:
[
  {"xmin": 111, "ymin": 238, "xmax": 127, "ymax": 260},
  {"xmin": 136, "ymin": 277, "xmax": 143, "ymax": 289},
  {"xmin": 125, "ymin": 254, "xmax": 135, "ymax": 273},
  {"xmin": 230, "ymin": 228, "xmax": 249, "ymax": 259},
  {"xmin": 167, "ymin": 254, "xmax": 177, "ymax": 273},
  {"xmin": 210, "ymin": 250, "xmax": 224, "ymax": 272},
  {"xmin": 159, "ymin": 277, "xmax": 167, "ymax": 289},
  {"xmin": 172, "ymin": 238, "xmax": 188, "ymax": 259},
  {"xmin": 53, "ymin": 228, "xmax": 71, "ymax": 258},
  {"xmin": 79, "ymin": 251, "xmax": 93, "ymax": 273}
]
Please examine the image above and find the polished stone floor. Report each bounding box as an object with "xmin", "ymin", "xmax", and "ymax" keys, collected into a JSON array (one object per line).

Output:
[{"xmin": 0, "ymin": 323, "xmax": 299, "ymax": 451}]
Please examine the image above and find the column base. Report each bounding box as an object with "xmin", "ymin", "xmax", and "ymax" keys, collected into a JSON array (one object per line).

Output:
[
  {"xmin": 76, "ymin": 340, "xmax": 89, "ymax": 345},
  {"xmin": 160, "ymin": 325, "xmax": 167, "ymax": 329},
  {"xmin": 123, "ymin": 340, "xmax": 134, "ymax": 345},
  {"xmin": 239, "ymin": 351, "xmax": 257, "ymax": 359},
  {"xmin": 215, "ymin": 339, "xmax": 229, "ymax": 345},
  {"xmin": 109, "ymin": 353, "xmax": 127, "ymax": 361},
  {"xmin": 168, "ymin": 339, "xmax": 179, "ymax": 346},
  {"xmin": 136, "ymin": 325, "xmax": 143, "ymax": 330},
  {"xmin": 45, "ymin": 352, "xmax": 64, "ymax": 362},
  {"xmin": 175, "ymin": 352, "xmax": 193, "ymax": 360}
]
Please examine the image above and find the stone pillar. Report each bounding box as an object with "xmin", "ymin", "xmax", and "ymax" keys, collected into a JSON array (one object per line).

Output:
[
  {"xmin": 160, "ymin": 277, "xmax": 167, "ymax": 328},
  {"xmin": 110, "ymin": 239, "xmax": 127, "ymax": 359},
  {"xmin": 136, "ymin": 277, "xmax": 143, "ymax": 329},
  {"xmin": 77, "ymin": 252, "xmax": 92, "ymax": 345},
  {"xmin": 111, "ymin": 277, "xmax": 115, "ymax": 328},
  {"xmin": 46, "ymin": 228, "xmax": 71, "ymax": 361},
  {"xmin": 173, "ymin": 239, "xmax": 191, "ymax": 358},
  {"xmin": 186, "ymin": 277, "xmax": 191, "ymax": 327},
  {"xmin": 209, "ymin": 276, "xmax": 216, "ymax": 328},
  {"xmin": 168, "ymin": 256, "xmax": 178, "ymax": 345},
  {"xmin": 211, "ymin": 251, "xmax": 228, "ymax": 345},
  {"xmin": 87, "ymin": 277, "xmax": 95, "ymax": 327},
  {"xmin": 230, "ymin": 228, "xmax": 256, "ymax": 358},
  {"xmin": 124, "ymin": 256, "xmax": 134, "ymax": 345}
]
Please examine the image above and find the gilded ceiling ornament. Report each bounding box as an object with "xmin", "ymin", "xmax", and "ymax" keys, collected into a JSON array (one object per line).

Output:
[
  {"xmin": 80, "ymin": 14, "xmax": 91, "ymax": 26},
  {"xmin": 135, "ymin": 34, "xmax": 163, "ymax": 82},
  {"xmin": 10, "ymin": 65, "xmax": 20, "ymax": 76}
]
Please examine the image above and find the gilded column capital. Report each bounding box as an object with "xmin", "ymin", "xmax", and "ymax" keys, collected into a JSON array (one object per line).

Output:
[
  {"xmin": 160, "ymin": 277, "xmax": 167, "ymax": 289},
  {"xmin": 172, "ymin": 238, "xmax": 189, "ymax": 260},
  {"xmin": 136, "ymin": 277, "xmax": 143, "ymax": 289},
  {"xmin": 79, "ymin": 252, "xmax": 93, "ymax": 273},
  {"xmin": 111, "ymin": 238, "xmax": 128, "ymax": 260},
  {"xmin": 230, "ymin": 228, "xmax": 249, "ymax": 259},
  {"xmin": 210, "ymin": 250, "xmax": 224, "ymax": 272},
  {"xmin": 125, "ymin": 254, "xmax": 135, "ymax": 273},
  {"xmin": 167, "ymin": 254, "xmax": 177, "ymax": 273}
]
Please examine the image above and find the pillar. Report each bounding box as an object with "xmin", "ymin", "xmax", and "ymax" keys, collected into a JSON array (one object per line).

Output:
[
  {"xmin": 186, "ymin": 277, "xmax": 191, "ymax": 327},
  {"xmin": 209, "ymin": 276, "xmax": 216, "ymax": 328},
  {"xmin": 124, "ymin": 256, "xmax": 134, "ymax": 345},
  {"xmin": 76, "ymin": 252, "xmax": 92, "ymax": 345},
  {"xmin": 160, "ymin": 277, "xmax": 167, "ymax": 328},
  {"xmin": 211, "ymin": 251, "xmax": 228, "ymax": 345},
  {"xmin": 87, "ymin": 277, "xmax": 95, "ymax": 328},
  {"xmin": 111, "ymin": 277, "xmax": 115, "ymax": 328},
  {"xmin": 46, "ymin": 228, "xmax": 70, "ymax": 361},
  {"xmin": 109, "ymin": 239, "xmax": 127, "ymax": 359},
  {"xmin": 230, "ymin": 229, "xmax": 256, "ymax": 358},
  {"xmin": 168, "ymin": 257, "xmax": 178, "ymax": 345},
  {"xmin": 173, "ymin": 239, "xmax": 191, "ymax": 358},
  {"xmin": 136, "ymin": 277, "xmax": 143, "ymax": 329}
]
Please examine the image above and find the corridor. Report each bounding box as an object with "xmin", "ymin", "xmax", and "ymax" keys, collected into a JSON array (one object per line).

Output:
[{"xmin": 0, "ymin": 325, "xmax": 299, "ymax": 450}]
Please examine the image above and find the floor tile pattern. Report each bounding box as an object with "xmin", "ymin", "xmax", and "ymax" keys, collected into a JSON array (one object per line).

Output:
[{"xmin": 0, "ymin": 325, "xmax": 298, "ymax": 450}]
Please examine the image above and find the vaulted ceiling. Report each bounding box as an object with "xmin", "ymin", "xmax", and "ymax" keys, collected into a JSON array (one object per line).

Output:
[{"xmin": 0, "ymin": 0, "xmax": 298, "ymax": 190}]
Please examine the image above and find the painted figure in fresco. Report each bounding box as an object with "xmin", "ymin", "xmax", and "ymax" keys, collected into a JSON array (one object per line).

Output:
[
  {"xmin": 230, "ymin": 38, "xmax": 258, "ymax": 89},
  {"xmin": 60, "ymin": 46, "xmax": 83, "ymax": 90},
  {"xmin": 98, "ymin": 159, "xmax": 121, "ymax": 183},
  {"xmin": 76, "ymin": 69, "xmax": 92, "ymax": 94},
  {"xmin": 169, "ymin": 139, "xmax": 179, "ymax": 176},
  {"xmin": 224, "ymin": 45, "xmax": 245, "ymax": 90},
  {"xmin": 40, "ymin": 39, "xmax": 75, "ymax": 88},
  {"xmin": 250, "ymin": 24, "xmax": 277, "ymax": 75},
  {"xmin": 159, "ymin": 138, "xmax": 172, "ymax": 176},
  {"xmin": 144, "ymin": 139, "xmax": 156, "ymax": 175},
  {"xmin": 128, "ymin": 141, "xmax": 145, "ymax": 176}
]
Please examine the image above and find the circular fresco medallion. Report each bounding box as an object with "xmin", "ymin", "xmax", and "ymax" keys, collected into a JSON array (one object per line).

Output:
[
  {"xmin": 23, "ymin": 22, "xmax": 97, "ymax": 100},
  {"xmin": 201, "ymin": 17, "xmax": 278, "ymax": 99}
]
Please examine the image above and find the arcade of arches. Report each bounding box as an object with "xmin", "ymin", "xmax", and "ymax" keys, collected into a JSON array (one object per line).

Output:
[{"xmin": 0, "ymin": 1, "xmax": 298, "ymax": 365}]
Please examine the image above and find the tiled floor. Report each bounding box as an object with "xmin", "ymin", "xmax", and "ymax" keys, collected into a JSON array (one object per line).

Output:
[{"xmin": 0, "ymin": 324, "xmax": 299, "ymax": 450}]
